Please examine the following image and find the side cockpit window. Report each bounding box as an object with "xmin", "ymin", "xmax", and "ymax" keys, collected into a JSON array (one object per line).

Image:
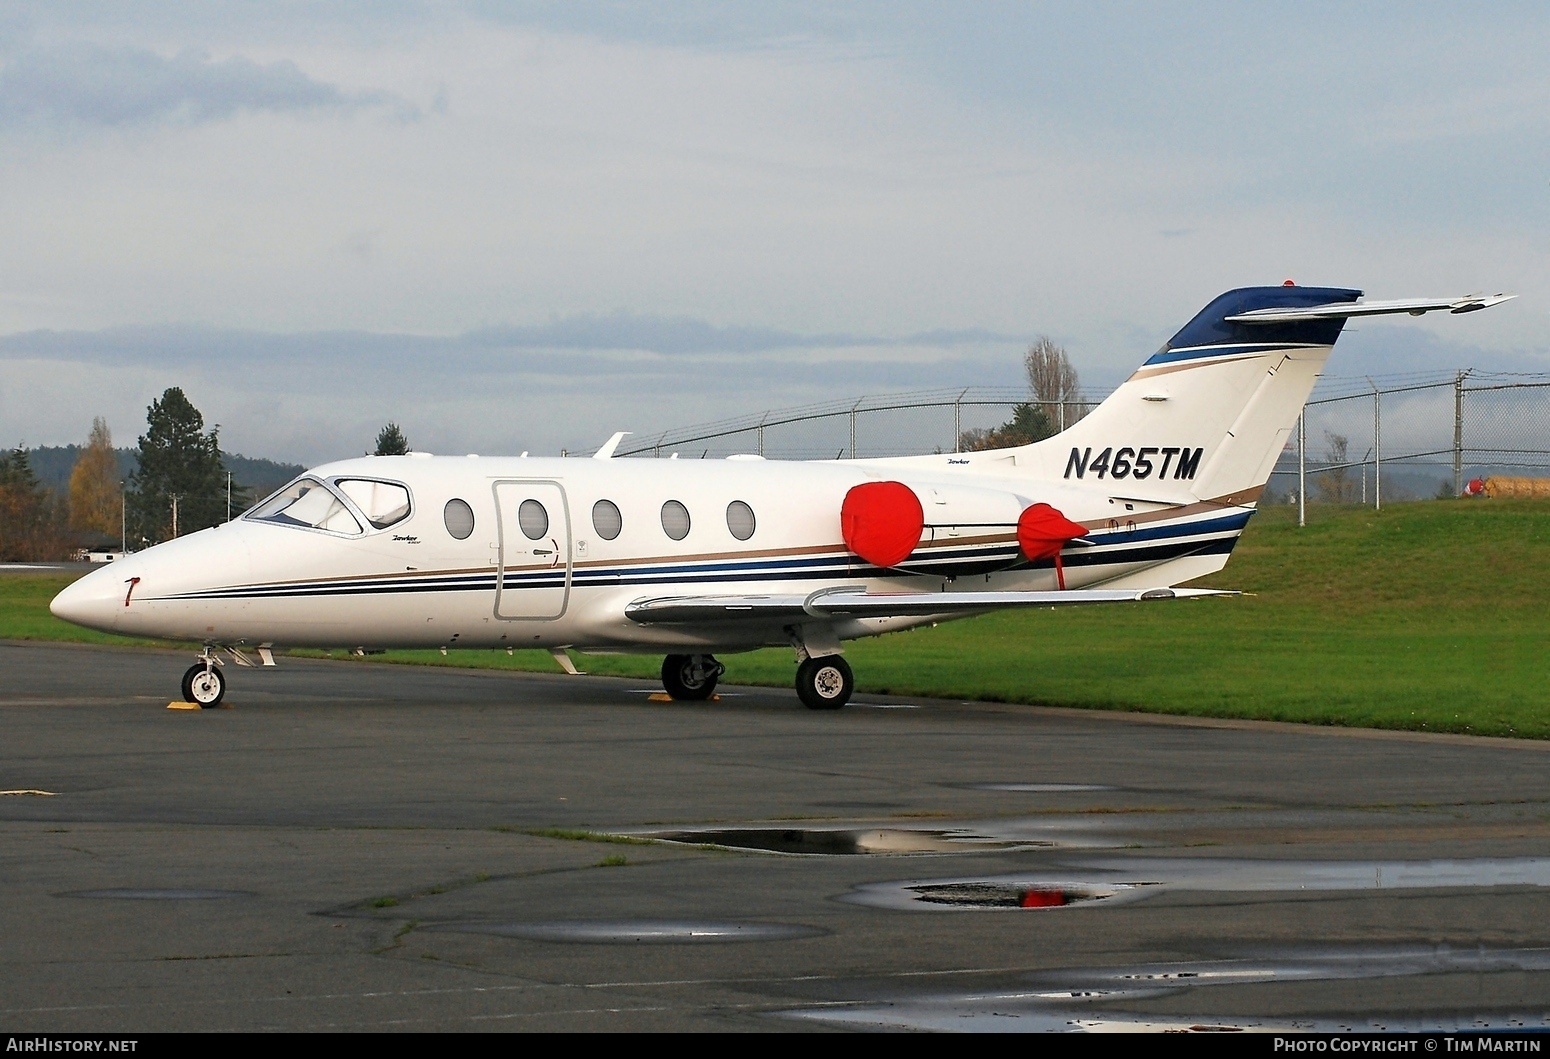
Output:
[
  {"xmin": 246, "ymin": 478, "xmax": 362, "ymax": 535},
  {"xmin": 336, "ymin": 479, "xmax": 412, "ymax": 530}
]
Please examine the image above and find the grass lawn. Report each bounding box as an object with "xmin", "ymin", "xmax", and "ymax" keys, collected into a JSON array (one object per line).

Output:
[{"xmin": 5, "ymin": 499, "xmax": 1547, "ymax": 738}]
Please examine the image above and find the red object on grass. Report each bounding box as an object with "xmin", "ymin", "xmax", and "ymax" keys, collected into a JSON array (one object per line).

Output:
[
  {"xmin": 1017, "ymin": 503, "xmax": 1088, "ymax": 589},
  {"xmin": 1019, "ymin": 889, "xmax": 1066, "ymax": 908},
  {"xmin": 841, "ymin": 481, "xmax": 924, "ymax": 569}
]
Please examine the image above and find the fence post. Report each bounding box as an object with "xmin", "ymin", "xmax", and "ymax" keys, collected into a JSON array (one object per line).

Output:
[
  {"xmin": 849, "ymin": 402, "xmax": 858, "ymax": 459},
  {"xmin": 757, "ymin": 413, "xmax": 766, "ymax": 458},
  {"xmin": 1453, "ymin": 370, "xmax": 1466, "ymax": 496},
  {"xmin": 1371, "ymin": 380, "xmax": 1382, "ymax": 511},
  {"xmin": 953, "ymin": 388, "xmax": 966, "ymax": 453},
  {"xmin": 1297, "ymin": 411, "xmax": 1306, "ymax": 528},
  {"xmin": 1059, "ymin": 399, "xmax": 1066, "ymax": 433}
]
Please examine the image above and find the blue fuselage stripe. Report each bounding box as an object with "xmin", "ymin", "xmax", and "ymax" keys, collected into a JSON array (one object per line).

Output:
[
  {"xmin": 159, "ymin": 513, "xmax": 1249, "ymax": 601},
  {"xmin": 1143, "ymin": 342, "xmax": 1307, "ymax": 367}
]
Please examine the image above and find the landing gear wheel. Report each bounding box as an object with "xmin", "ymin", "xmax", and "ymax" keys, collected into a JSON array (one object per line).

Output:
[
  {"xmin": 796, "ymin": 655, "xmax": 853, "ymax": 710},
  {"xmin": 661, "ymin": 654, "xmax": 723, "ymax": 701},
  {"xmin": 181, "ymin": 664, "xmax": 226, "ymax": 708}
]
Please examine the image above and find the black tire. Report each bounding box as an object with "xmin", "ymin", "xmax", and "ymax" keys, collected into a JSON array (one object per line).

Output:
[
  {"xmin": 796, "ymin": 655, "xmax": 853, "ymax": 710},
  {"xmin": 181, "ymin": 664, "xmax": 226, "ymax": 708},
  {"xmin": 661, "ymin": 654, "xmax": 721, "ymax": 701}
]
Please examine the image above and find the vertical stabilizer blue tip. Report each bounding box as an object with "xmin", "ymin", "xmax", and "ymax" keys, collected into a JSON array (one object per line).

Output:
[{"xmin": 1165, "ymin": 286, "xmax": 1363, "ymax": 350}]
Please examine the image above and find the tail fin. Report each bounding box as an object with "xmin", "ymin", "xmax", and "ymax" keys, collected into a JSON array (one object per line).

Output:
[{"xmin": 1015, "ymin": 285, "xmax": 1363, "ymax": 505}]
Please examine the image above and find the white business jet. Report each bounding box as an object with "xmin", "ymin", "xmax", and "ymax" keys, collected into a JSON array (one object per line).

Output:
[{"xmin": 52, "ymin": 285, "xmax": 1511, "ymax": 709}]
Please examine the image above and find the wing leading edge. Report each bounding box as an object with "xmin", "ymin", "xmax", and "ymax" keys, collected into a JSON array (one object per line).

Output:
[{"xmin": 624, "ymin": 585, "xmax": 1233, "ymax": 624}]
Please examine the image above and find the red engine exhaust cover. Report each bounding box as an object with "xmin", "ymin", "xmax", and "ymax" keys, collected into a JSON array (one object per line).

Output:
[
  {"xmin": 841, "ymin": 481, "xmax": 925, "ymax": 569},
  {"xmin": 1017, "ymin": 503, "xmax": 1088, "ymax": 560},
  {"xmin": 1017, "ymin": 503, "xmax": 1088, "ymax": 589}
]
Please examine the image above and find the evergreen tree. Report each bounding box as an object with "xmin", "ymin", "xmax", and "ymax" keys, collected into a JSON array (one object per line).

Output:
[
  {"xmin": 0, "ymin": 446, "xmax": 40, "ymax": 492},
  {"xmin": 958, "ymin": 403, "xmax": 1056, "ymax": 451},
  {"xmin": 374, "ymin": 422, "xmax": 409, "ymax": 456},
  {"xmin": 0, "ymin": 446, "xmax": 70, "ymax": 560},
  {"xmin": 127, "ymin": 388, "xmax": 227, "ymax": 544},
  {"xmin": 69, "ymin": 417, "xmax": 122, "ymax": 539}
]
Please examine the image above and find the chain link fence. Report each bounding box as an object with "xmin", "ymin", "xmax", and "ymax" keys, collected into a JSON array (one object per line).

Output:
[
  {"xmin": 613, "ymin": 371, "xmax": 1550, "ymax": 506},
  {"xmin": 1273, "ymin": 371, "xmax": 1550, "ymax": 508},
  {"xmin": 615, "ymin": 387, "xmax": 1098, "ymax": 460}
]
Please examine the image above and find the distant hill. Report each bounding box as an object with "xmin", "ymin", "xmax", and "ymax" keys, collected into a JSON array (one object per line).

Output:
[{"xmin": 24, "ymin": 447, "xmax": 303, "ymax": 502}]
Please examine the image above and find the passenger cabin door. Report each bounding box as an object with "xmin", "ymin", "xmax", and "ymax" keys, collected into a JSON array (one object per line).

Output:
[{"xmin": 494, "ymin": 481, "xmax": 571, "ymax": 620}]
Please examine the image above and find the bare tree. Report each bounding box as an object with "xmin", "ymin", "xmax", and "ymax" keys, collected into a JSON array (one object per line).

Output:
[
  {"xmin": 956, "ymin": 335, "xmax": 1085, "ymax": 451},
  {"xmin": 1315, "ymin": 431, "xmax": 1357, "ymax": 503},
  {"xmin": 1025, "ymin": 336, "xmax": 1081, "ymax": 401},
  {"xmin": 1023, "ymin": 335, "xmax": 1085, "ymax": 429}
]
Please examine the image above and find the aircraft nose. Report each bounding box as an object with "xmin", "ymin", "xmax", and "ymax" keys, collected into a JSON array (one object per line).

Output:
[{"xmin": 50, "ymin": 565, "xmax": 131, "ymax": 633}]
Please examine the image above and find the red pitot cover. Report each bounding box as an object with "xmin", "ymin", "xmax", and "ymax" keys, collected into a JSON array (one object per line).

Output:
[{"xmin": 841, "ymin": 481, "xmax": 925, "ymax": 569}]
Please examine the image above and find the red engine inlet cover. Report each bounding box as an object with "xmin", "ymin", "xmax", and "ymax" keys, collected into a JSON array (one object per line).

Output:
[
  {"xmin": 1017, "ymin": 503, "xmax": 1088, "ymax": 560},
  {"xmin": 841, "ymin": 481, "xmax": 924, "ymax": 569}
]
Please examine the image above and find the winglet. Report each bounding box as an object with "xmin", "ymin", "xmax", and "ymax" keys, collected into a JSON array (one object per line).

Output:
[{"xmin": 593, "ymin": 431, "xmax": 631, "ymax": 460}]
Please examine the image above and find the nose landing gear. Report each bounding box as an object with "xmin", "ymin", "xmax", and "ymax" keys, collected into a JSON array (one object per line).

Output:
[
  {"xmin": 180, "ymin": 647, "xmax": 226, "ymax": 708},
  {"xmin": 661, "ymin": 654, "xmax": 724, "ymax": 700}
]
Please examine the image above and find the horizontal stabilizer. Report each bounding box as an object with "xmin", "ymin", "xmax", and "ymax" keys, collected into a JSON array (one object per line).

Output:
[
  {"xmin": 1225, "ymin": 294, "xmax": 1514, "ymax": 323},
  {"xmin": 625, "ymin": 586, "xmax": 1234, "ymax": 624}
]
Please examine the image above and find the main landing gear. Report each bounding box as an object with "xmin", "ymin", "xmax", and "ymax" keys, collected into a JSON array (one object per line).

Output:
[
  {"xmin": 796, "ymin": 655, "xmax": 853, "ymax": 711},
  {"xmin": 181, "ymin": 647, "xmax": 226, "ymax": 708},
  {"xmin": 661, "ymin": 654, "xmax": 725, "ymax": 700},
  {"xmin": 658, "ymin": 651, "xmax": 856, "ymax": 710}
]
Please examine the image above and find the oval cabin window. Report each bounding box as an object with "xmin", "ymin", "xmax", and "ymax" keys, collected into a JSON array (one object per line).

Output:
[
  {"xmin": 592, "ymin": 499, "xmax": 622, "ymax": 540},
  {"xmin": 726, "ymin": 500, "xmax": 756, "ymax": 541},
  {"xmin": 518, "ymin": 499, "xmax": 549, "ymax": 540},
  {"xmin": 443, "ymin": 498, "xmax": 475, "ymax": 540},
  {"xmin": 660, "ymin": 500, "xmax": 690, "ymax": 541}
]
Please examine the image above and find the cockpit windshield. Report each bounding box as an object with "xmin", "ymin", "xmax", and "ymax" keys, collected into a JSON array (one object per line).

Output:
[
  {"xmin": 335, "ymin": 479, "xmax": 412, "ymax": 529},
  {"xmin": 246, "ymin": 478, "xmax": 363, "ymax": 535}
]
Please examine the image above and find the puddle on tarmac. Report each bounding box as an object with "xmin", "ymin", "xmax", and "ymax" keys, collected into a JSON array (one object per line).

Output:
[
  {"xmin": 910, "ymin": 881, "xmax": 1153, "ymax": 909},
  {"xmin": 62, "ymin": 888, "xmax": 253, "ymax": 900},
  {"xmin": 846, "ymin": 856, "xmax": 1550, "ymax": 911},
  {"xmin": 776, "ymin": 945, "xmax": 1550, "ymax": 1032},
  {"xmin": 422, "ymin": 920, "xmax": 822, "ymax": 944},
  {"xmin": 632, "ymin": 825, "xmax": 1060, "ymax": 855}
]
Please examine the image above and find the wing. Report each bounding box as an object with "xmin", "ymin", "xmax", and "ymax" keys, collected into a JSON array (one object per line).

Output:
[
  {"xmin": 624, "ymin": 585, "xmax": 1232, "ymax": 624},
  {"xmin": 1225, "ymin": 293, "xmax": 1514, "ymax": 323}
]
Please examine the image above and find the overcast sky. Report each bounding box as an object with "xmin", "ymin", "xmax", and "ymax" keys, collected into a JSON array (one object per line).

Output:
[{"xmin": 1, "ymin": 2, "xmax": 1546, "ymax": 464}]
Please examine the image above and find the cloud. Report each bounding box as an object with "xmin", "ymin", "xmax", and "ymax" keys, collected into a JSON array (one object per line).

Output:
[
  {"xmin": 0, "ymin": 313, "xmax": 1022, "ymax": 366},
  {"xmin": 465, "ymin": 312, "xmax": 1017, "ymax": 354},
  {"xmin": 0, "ymin": 43, "xmax": 413, "ymax": 127},
  {"xmin": 0, "ymin": 315, "xmax": 1034, "ymax": 462}
]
